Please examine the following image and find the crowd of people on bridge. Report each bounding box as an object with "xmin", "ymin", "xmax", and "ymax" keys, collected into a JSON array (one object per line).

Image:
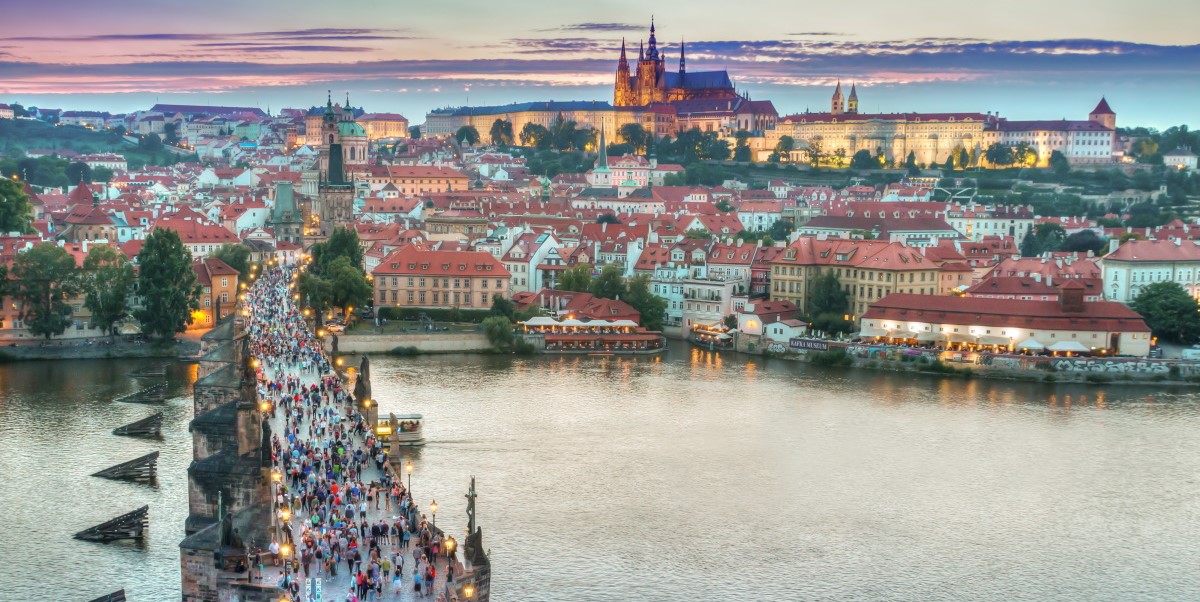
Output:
[{"xmin": 245, "ymin": 266, "xmax": 452, "ymax": 601}]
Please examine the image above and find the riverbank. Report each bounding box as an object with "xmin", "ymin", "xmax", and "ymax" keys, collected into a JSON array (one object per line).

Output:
[
  {"xmin": 0, "ymin": 339, "xmax": 199, "ymax": 362},
  {"xmin": 751, "ymin": 338, "xmax": 1200, "ymax": 387}
]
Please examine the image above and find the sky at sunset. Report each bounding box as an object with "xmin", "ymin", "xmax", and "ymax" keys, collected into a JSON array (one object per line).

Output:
[{"xmin": 1, "ymin": 0, "xmax": 1197, "ymax": 128}]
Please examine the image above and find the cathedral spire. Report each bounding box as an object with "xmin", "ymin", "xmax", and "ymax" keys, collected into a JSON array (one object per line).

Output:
[
  {"xmin": 619, "ymin": 37, "xmax": 627, "ymax": 64},
  {"xmin": 598, "ymin": 127, "xmax": 608, "ymax": 169},
  {"xmin": 647, "ymin": 17, "xmax": 658, "ymax": 61},
  {"xmin": 679, "ymin": 37, "xmax": 686, "ymax": 74},
  {"xmin": 639, "ymin": 39, "xmax": 644, "ymax": 61}
]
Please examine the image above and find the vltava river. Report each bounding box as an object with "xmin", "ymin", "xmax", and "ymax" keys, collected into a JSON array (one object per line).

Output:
[{"xmin": 1, "ymin": 349, "xmax": 1199, "ymax": 600}]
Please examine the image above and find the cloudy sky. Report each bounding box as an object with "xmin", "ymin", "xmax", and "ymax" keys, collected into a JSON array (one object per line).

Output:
[{"xmin": 1, "ymin": 0, "xmax": 1196, "ymax": 127}]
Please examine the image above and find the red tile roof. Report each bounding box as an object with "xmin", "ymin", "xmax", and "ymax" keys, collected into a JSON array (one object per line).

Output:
[
  {"xmin": 1104, "ymin": 239, "xmax": 1200, "ymax": 262},
  {"xmin": 372, "ymin": 244, "xmax": 509, "ymax": 277}
]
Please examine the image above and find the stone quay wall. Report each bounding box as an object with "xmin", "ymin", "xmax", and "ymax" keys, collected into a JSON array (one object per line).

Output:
[{"xmin": 331, "ymin": 332, "xmax": 491, "ymax": 354}]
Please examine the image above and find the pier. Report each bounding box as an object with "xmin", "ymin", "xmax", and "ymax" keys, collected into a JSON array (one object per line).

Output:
[{"xmin": 179, "ymin": 264, "xmax": 490, "ymax": 602}]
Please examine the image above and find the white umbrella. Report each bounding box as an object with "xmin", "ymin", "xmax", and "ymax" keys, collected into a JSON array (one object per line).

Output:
[
  {"xmin": 1048, "ymin": 341, "xmax": 1090, "ymax": 353},
  {"xmin": 1016, "ymin": 337, "xmax": 1045, "ymax": 350}
]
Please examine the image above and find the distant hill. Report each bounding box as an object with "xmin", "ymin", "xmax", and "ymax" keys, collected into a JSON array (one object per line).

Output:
[{"xmin": 0, "ymin": 119, "xmax": 188, "ymax": 171}]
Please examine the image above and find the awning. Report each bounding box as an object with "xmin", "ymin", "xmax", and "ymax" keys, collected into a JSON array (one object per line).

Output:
[
  {"xmin": 945, "ymin": 333, "xmax": 977, "ymax": 343},
  {"xmin": 977, "ymin": 335, "xmax": 1011, "ymax": 346},
  {"xmin": 1048, "ymin": 341, "xmax": 1090, "ymax": 353},
  {"xmin": 916, "ymin": 331, "xmax": 946, "ymax": 342},
  {"xmin": 858, "ymin": 326, "xmax": 887, "ymax": 337},
  {"xmin": 522, "ymin": 316, "xmax": 557, "ymax": 326},
  {"xmin": 887, "ymin": 329, "xmax": 916, "ymax": 339},
  {"xmin": 118, "ymin": 323, "xmax": 142, "ymax": 335},
  {"xmin": 1016, "ymin": 337, "xmax": 1045, "ymax": 350}
]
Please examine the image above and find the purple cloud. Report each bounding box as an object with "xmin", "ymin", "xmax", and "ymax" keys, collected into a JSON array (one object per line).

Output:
[{"xmin": 551, "ymin": 23, "xmax": 642, "ymax": 32}]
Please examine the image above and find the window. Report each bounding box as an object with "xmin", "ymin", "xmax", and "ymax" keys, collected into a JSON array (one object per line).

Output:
[{"xmin": 220, "ymin": 277, "xmax": 228, "ymax": 287}]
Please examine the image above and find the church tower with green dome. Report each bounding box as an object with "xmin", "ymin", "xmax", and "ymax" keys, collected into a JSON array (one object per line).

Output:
[{"xmin": 316, "ymin": 91, "xmax": 361, "ymax": 237}]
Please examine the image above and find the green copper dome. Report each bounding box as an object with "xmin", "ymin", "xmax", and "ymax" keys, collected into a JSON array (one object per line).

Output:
[{"xmin": 338, "ymin": 121, "xmax": 366, "ymax": 137}]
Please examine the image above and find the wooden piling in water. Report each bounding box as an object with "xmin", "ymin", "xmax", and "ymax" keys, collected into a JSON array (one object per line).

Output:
[
  {"xmin": 91, "ymin": 451, "xmax": 159, "ymax": 484},
  {"xmin": 86, "ymin": 590, "xmax": 127, "ymax": 602},
  {"xmin": 113, "ymin": 412, "xmax": 164, "ymax": 437},
  {"xmin": 74, "ymin": 506, "xmax": 149, "ymax": 542},
  {"xmin": 114, "ymin": 382, "xmax": 168, "ymax": 404}
]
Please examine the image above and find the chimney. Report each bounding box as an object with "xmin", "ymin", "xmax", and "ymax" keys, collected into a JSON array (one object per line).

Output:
[
  {"xmin": 1032, "ymin": 273, "xmax": 1041, "ymax": 283},
  {"xmin": 1059, "ymin": 283, "xmax": 1085, "ymax": 313},
  {"xmin": 1108, "ymin": 238, "xmax": 1120, "ymax": 254}
]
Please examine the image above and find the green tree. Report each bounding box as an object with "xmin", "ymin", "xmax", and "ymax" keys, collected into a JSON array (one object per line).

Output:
[
  {"xmin": 10, "ymin": 243, "xmax": 81, "ymax": 339},
  {"xmin": 1019, "ymin": 225, "xmax": 1042, "ymax": 257},
  {"xmin": 519, "ymin": 122, "xmax": 551, "ymax": 149},
  {"xmin": 850, "ymin": 149, "xmax": 875, "ymax": 169},
  {"xmin": 558, "ymin": 263, "xmax": 593, "ymax": 292},
  {"xmin": 773, "ymin": 136, "xmax": 795, "ymax": 163},
  {"xmin": 311, "ymin": 227, "xmax": 364, "ymax": 273},
  {"xmin": 454, "ymin": 125, "xmax": 480, "ymax": 147},
  {"xmin": 66, "ymin": 161, "xmax": 92, "ymax": 184},
  {"xmin": 1034, "ymin": 222, "xmax": 1067, "ymax": 253},
  {"xmin": 625, "ymin": 274, "xmax": 667, "ymax": 332},
  {"xmin": 985, "ymin": 143, "xmax": 1015, "ymax": 167},
  {"xmin": 769, "ymin": 219, "xmax": 794, "ymax": 242},
  {"xmin": 489, "ymin": 294, "xmax": 515, "ymax": 321},
  {"xmin": 1059, "ymin": 230, "xmax": 1107, "ymax": 255},
  {"xmin": 489, "ymin": 119, "xmax": 514, "ymax": 146},
  {"xmin": 163, "ymin": 122, "xmax": 180, "ymax": 144},
  {"xmin": 211, "ymin": 243, "xmax": 252, "ymax": 277},
  {"xmin": 135, "ymin": 227, "xmax": 200, "ymax": 339},
  {"xmin": 326, "ymin": 256, "xmax": 371, "ymax": 318},
  {"xmin": 481, "ymin": 315, "xmax": 514, "ymax": 350},
  {"xmin": 1131, "ymin": 281, "xmax": 1200, "ymax": 344},
  {"xmin": 733, "ymin": 129, "xmax": 752, "ymax": 162},
  {"xmin": 1014, "ymin": 142, "xmax": 1037, "ymax": 167},
  {"xmin": 954, "ymin": 146, "xmax": 970, "ymax": 170},
  {"xmin": 618, "ymin": 123, "xmax": 648, "ymax": 153},
  {"xmin": 589, "ymin": 264, "xmax": 627, "ymax": 300},
  {"xmin": 596, "ymin": 214, "xmax": 621, "ymax": 225},
  {"xmin": 806, "ymin": 137, "xmax": 824, "ymax": 168},
  {"xmin": 408, "ymin": 125, "xmax": 422, "ymax": 140},
  {"xmin": 298, "ymin": 271, "xmax": 334, "ymax": 319},
  {"xmin": 1049, "ymin": 150, "xmax": 1070, "ymax": 175},
  {"xmin": 82, "ymin": 244, "xmax": 134, "ymax": 335},
  {"xmin": 807, "ymin": 270, "xmax": 848, "ymax": 317},
  {"xmin": 138, "ymin": 133, "xmax": 163, "ymax": 152},
  {"xmin": 904, "ymin": 151, "xmax": 918, "ymax": 170},
  {"xmin": 92, "ymin": 166, "xmax": 114, "ymax": 183},
  {"xmin": 550, "ymin": 114, "xmax": 578, "ymax": 151},
  {"xmin": 0, "ymin": 177, "xmax": 35, "ymax": 234}
]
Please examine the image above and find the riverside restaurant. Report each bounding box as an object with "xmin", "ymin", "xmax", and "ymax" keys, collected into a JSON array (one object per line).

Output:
[{"xmin": 519, "ymin": 317, "xmax": 666, "ymax": 354}]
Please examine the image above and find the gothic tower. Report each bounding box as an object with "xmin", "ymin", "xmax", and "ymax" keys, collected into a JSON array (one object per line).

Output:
[
  {"xmin": 1089, "ymin": 97, "xmax": 1116, "ymax": 130},
  {"xmin": 679, "ymin": 38, "xmax": 686, "ymax": 75},
  {"xmin": 614, "ymin": 38, "xmax": 633, "ymax": 106},
  {"xmin": 831, "ymin": 81, "xmax": 845, "ymax": 116},
  {"xmin": 847, "ymin": 83, "xmax": 859, "ymax": 114}
]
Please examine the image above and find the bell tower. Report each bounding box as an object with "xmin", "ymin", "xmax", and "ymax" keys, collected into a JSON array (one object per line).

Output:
[
  {"xmin": 831, "ymin": 81, "xmax": 845, "ymax": 116},
  {"xmin": 847, "ymin": 83, "xmax": 859, "ymax": 114},
  {"xmin": 614, "ymin": 38, "xmax": 633, "ymax": 106}
]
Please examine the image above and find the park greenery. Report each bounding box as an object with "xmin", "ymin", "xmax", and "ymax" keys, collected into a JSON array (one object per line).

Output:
[
  {"xmin": 9, "ymin": 243, "xmax": 82, "ymax": 338},
  {"xmin": 299, "ymin": 227, "xmax": 372, "ymax": 322},
  {"xmin": 0, "ymin": 119, "xmax": 195, "ymax": 181},
  {"xmin": 136, "ymin": 227, "xmax": 201, "ymax": 339},
  {"xmin": 1131, "ymin": 282, "xmax": 1200, "ymax": 344},
  {"xmin": 804, "ymin": 271, "xmax": 854, "ymax": 335},
  {"xmin": 211, "ymin": 243, "xmax": 252, "ymax": 277},
  {"xmin": 0, "ymin": 177, "xmax": 35, "ymax": 234},
  {"xmin": 82, "ymin": 244, "xmax": 135, "ymax": 336}
]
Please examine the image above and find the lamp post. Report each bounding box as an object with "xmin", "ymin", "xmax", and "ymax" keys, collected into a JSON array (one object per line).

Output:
[
  {"xmin": 405, "ymin": 460, "xmax": 413, "ymax": 494},
  {"xmin": 463, "ymin": 583, "xmax": 476, "ymax": 599},
  {"xmin": 430, "ymin": 499, "xmax": 438, "ymax": 528}
]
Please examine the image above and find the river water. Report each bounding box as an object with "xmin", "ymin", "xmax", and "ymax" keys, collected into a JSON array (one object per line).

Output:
[{"xmin": 1, "ymin": 349, "xmax": 1199, "ymax": 600}]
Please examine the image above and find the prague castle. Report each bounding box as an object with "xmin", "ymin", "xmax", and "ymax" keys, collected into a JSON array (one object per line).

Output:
[
  {"xmin": 613, "ymin": 19, "xmax": 738, "ymax": 107},
  {"xmin": 767, "ymin": 83, "xmax": 1115, "ymax": 168}
]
